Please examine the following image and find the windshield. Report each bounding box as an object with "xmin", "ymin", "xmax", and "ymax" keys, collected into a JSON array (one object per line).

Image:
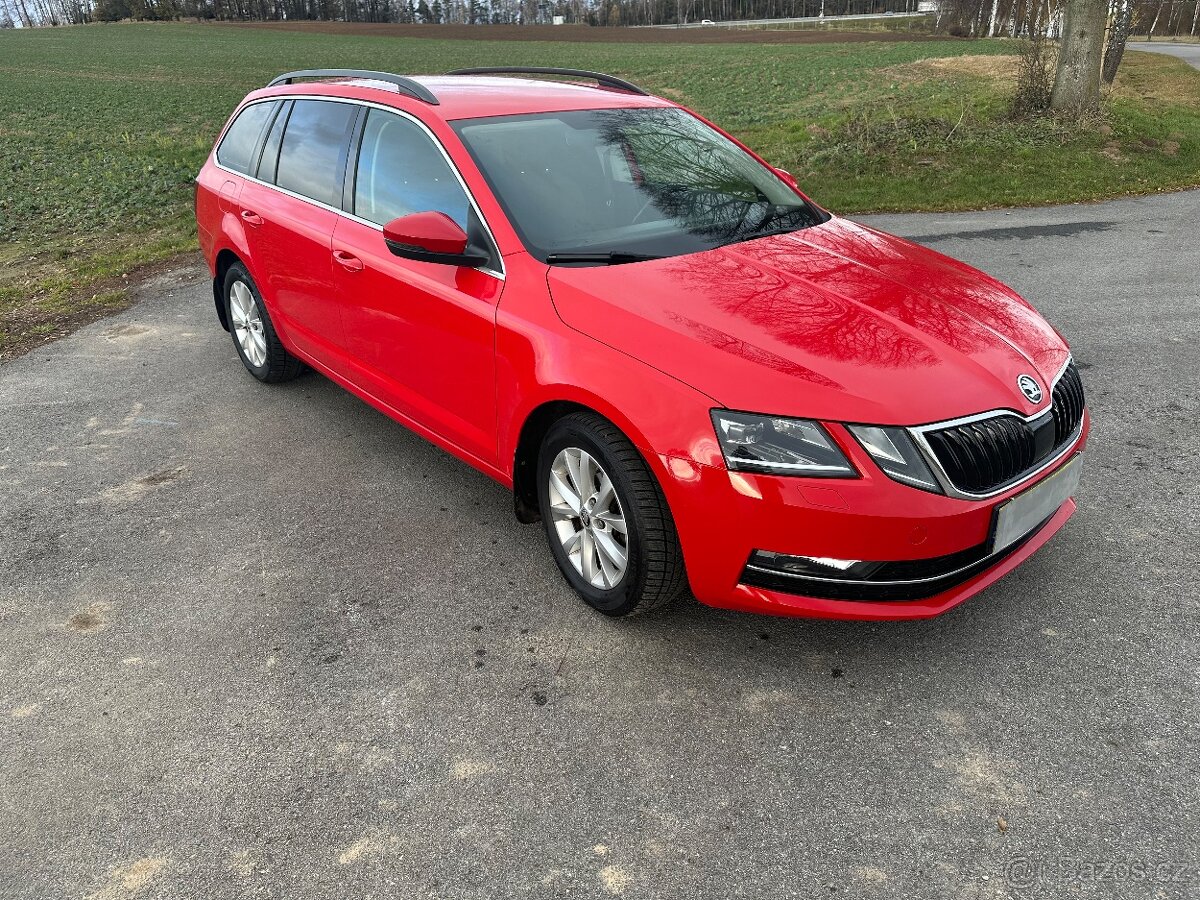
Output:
[{"xmin": 453, "ymin": 108, "xmax": 825, "ymax": 264}]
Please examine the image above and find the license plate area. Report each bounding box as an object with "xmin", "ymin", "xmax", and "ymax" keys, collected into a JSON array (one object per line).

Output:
[{"xmin": 991, "ymin": 454, "xmax": 1083, "ymax": 553}]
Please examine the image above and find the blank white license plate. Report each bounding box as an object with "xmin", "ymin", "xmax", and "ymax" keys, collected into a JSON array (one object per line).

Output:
[{"xmin": 992, "ymin": 455, "xmax": 1083, "ymax": 553}]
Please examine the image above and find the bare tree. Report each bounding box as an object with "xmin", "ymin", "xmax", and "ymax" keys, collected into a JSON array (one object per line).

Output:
[
  {"xmin": 1145, "ymin": 0, "xmax": 1164, "ymax": 34},
  {"xmin": 1050, "ymin": 0, "xmax": 1106, "ymax": 115}
]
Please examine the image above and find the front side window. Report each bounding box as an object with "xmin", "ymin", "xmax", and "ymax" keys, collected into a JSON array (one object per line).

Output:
[
  {"xmin": 275, "ymin": 99, "xmax": 357, "ymax": 207},
  {"xmin": 215, "ymin": 101, "xmax": 277, "ymax": 175},
  {"xmin": 454, "ymin": 107, "xmax": 824, "ymax": 263},
  {"xmin": 353, "ymin": 109, "xmax": 470, "ymax": 230}
]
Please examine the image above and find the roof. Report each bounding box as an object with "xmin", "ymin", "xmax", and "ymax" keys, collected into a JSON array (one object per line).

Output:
[{"xmin": 255, "ymin": 74, "xmax": 675, "ymax": 121}]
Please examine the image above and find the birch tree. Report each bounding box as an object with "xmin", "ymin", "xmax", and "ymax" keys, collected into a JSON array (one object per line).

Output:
[{"xmin": 1102, "ymin": 0, "xmax": 1133, "ymax": 84}]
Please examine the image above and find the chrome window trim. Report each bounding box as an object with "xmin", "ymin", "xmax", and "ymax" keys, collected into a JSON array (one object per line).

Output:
[
  {"xmin": 212, "ymin": 95, "xmax": 505, "ymax": 281},
  {"xmin": 907, "ymin": 356, "xmax": 1080, "ymax": 501}
]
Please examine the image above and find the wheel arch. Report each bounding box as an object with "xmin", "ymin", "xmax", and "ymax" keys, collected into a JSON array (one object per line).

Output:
[
  {"xmin": 510, "ymin": 394, "xmax": 660, "ymax": 524},
  {"xmin": 212, "ymin": 248, "xmax": 243, "ymax": 332}
]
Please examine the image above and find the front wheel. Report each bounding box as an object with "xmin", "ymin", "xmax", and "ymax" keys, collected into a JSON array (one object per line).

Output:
[{"xmin": 537, "ymin": 412, "xmax": 687, "ymax": 617}]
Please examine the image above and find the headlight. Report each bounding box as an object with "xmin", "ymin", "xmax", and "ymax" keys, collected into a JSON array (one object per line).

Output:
[
  {"xmin": 711, "ymin": 411, "xmax": 856, "ymax": 477},
  {"xmin": 847, "ymin": 425, "xmax": 942, "ymax": 493}
]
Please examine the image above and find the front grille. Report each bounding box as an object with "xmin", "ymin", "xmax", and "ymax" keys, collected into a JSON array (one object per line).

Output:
[
  {"xmin": 924, "ymin": 362, "xmax": 1085, "ymax": 495},
  {"xmin": 924, "ymin": 415, "xmax": 1037, "ymax": 494},
  {"xmin": 1052, "ymin": 362, "xmax": 1086, "ymax": 445}
]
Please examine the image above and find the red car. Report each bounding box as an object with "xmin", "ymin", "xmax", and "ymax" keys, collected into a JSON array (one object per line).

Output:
[{"xmin": 195, "ymin": 67, "xmax": 1088, "ymax": 621}]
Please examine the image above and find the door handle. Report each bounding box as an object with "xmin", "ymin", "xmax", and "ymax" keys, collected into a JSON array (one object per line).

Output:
[
  {"xmin": 333, "ymin": 250, "xmax": 364, "ymax": 273},
  {"xmin": 240, "ymin": 210, "xmax": 264, "ymax": 227}
]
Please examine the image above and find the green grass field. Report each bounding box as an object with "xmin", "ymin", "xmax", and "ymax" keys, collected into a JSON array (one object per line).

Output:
[{"xmin": 1, "ymin": 23, "xmax": 1198, "ymax": 357}]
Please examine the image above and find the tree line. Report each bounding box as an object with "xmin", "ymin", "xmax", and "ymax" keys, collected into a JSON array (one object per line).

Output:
[
  {"xmin": 937, "ymin": 0, "xmax": 1198, "ymax": 38},
  {"xmin": 0, "ymin": 0, "xmax": 925, "ymax": 25},
  {"xmin": 2, "ymin": 0, "xmax": 1197, "ymax": 34}
]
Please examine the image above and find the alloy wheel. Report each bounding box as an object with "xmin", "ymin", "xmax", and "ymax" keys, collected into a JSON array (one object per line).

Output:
[
  {"xmin": 229, "ymin": 280, "xmax": 268, "ymax": 368},
  {"xmin": 548, "ymin": 446, "xmax": 629, "ymax": 589}
]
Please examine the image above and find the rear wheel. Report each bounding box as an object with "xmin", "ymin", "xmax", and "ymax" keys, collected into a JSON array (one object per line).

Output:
[
  {"xmin": 224, "ymin": 263, "xmax": 304, "ymax": 383},
  {"xmin": 537, "ymin": 412, "xmax": 687, "ymax": 617}
]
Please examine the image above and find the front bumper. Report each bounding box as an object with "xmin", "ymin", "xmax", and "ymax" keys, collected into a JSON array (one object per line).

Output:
[{"xmin": 658, "ymin": 411, "xmax": 1089, "ymax": 621}]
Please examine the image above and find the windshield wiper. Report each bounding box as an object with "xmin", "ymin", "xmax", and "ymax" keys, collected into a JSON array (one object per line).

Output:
[
  {"xmin": 727, "ymin": 225, "xmax": 800, "ymax": 246},
  {"xmin": 545, "ymin": 251, "xmax": 665, "ymax": 265},
  {"xmin": 725, "ymin": 204, "xmax": 814, "ymax": 247}
]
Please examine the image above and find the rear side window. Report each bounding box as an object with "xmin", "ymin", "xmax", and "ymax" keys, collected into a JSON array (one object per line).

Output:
[
  {"xmin": 215, "ymin": 101, "xmax": 276, "ymax": 175},
  {"xmin": 353, "ymin": 109, "xmax": 469, "ymax": 229},
  {"xmin": 275, "ymin": 99, "xmax": 357, "ymax": 207}
]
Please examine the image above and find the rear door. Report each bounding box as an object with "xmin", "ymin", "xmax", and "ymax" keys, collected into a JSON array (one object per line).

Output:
[
  {"xmin": 201, "ymin": 99, "xmax": 279, "ymax": 265},
  {"xmin": 330, "ymin": 107, "xmax": 503, "ymax": 466},
  {"xmin": 237, "ymin": 98, "xmax": 359, "ymax": 363}
]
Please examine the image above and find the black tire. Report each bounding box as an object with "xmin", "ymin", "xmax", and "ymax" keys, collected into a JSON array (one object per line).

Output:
[
  {"xmin": 223, "ymin": 262, "xmax": 304, "ymax": 383},
  {"xmin": 536, "ymin": 412, "xmax": 688, "ymax": 617}
]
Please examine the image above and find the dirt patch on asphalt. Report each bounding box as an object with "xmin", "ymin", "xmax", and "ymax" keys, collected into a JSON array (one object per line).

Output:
[
  {"xmin": 67, "ymin": 603, "xmax": 110, "ymax": 633},
  {"xmin": 138, "ymin": 466, "xmax": 187, "ymax": 487},
  {"xmin": 228, "ymin": 21, "xmax": 941, "ymax": 44},
  {"xmin": 0, "ymin": 252, "xmax": 199, "ymax": 364}
]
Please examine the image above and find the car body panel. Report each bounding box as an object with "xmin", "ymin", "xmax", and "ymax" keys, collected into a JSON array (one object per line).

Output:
[
  {"xmin": 330, "ymin": 215, "xmax": 504, "ymax": 464},
  {"xmin": 237, "ymin": 178, "xmax": 346, "ymax": 361},
  {"xmin": 727, "ymin": 499, "xmax": 1079, "ymax": 621},
  {"xmin": 547, "ymin": 217, "xmax": 1067, "ymax": 435},
  {"xmin": 197, "ymin": 170, "xmax": 249, "ymax": 277},
  {"xmin": 279, "ymin": 323, "xmax": 512, "ymax": 485},
  {"xmin": 492, "ymin": 256, "xmax": 721, "ymax": 472},
  {"xmin": 655, "ymin": 415, "xmax": 1088, "ymax": 617}
]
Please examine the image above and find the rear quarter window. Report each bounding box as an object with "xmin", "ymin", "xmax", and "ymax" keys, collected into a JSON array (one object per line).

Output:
[{"xmin": 215, "ymin": 101, "xmax": 276, "ymax": 175}]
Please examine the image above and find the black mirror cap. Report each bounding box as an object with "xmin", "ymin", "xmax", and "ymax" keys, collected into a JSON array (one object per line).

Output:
[{"xmin": 385, "ymin": 239, "xmax": 491, "ymax": 268}]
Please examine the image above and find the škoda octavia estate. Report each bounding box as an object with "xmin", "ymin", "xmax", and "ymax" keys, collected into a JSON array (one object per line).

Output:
[{"xmin": 195, "ymin": 67, "xmax": 1088, "ymax": 621}]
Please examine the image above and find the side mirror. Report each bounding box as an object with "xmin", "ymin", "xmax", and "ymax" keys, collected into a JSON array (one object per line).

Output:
[
  {"xmin": 773, "ymin": 166, "xmax": 800, "ymax": 190},
  {"xmin": 383, "ymin": 212, "xmax": 489, "ymax": 268}
]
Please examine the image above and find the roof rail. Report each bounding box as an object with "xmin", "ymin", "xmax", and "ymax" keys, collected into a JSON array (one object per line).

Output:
[
  {"xmin": 267, "ymin": 70, "xmax": 440, "ymax": 105},
  {"xmin": 444, "ymin": 67, "xmax": 649, "ymax": 97}
]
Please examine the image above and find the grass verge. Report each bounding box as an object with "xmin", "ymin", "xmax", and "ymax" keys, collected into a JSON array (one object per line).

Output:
[
  {"xmin": 750, "ymin": 51, "xmax": 1200, "ymax": 211},
  {"xmin": 0, "ymin": 23, "xmax": 1198, "ymax": 358}
]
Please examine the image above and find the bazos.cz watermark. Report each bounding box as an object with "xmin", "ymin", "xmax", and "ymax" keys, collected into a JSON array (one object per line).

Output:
[{"xmin": 1003, "ymin": 854, "xmax": 1200, "ymax": 889}]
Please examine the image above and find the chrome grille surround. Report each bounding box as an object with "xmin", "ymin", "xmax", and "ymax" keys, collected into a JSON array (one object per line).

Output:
[{"xmin": 908, "ymin": 358, "xmax": 1085, "ymax": 500}]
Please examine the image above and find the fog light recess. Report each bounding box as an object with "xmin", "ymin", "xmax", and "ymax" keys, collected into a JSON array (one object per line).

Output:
[{"xmin": 748, "ymin": 550, "xmax": 884, "ymax": 581}]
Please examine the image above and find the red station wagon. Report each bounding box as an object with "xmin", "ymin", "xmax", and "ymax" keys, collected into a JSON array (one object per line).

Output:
[{"xmin": 195, "ymin": 67, "xmax": 1089, "ymax": 621}]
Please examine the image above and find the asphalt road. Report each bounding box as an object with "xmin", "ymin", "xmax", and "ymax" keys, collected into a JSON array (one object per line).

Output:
[
  {"xmin": 1129, "ymin": 41, "xmax": 1200, "ymax": 69},
  {"xmin": 3, "ymin": 190, "xmax": 1198, "ymax": 899}
]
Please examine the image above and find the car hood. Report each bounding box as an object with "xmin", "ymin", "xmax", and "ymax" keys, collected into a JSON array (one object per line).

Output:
[{"xmin": 546, "ymin": 217, "xmax": 1069, "ymax": 426}]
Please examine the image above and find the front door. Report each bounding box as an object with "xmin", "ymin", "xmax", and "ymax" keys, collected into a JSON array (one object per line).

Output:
[{"xmin": 331, "ymin": 109, "xmax": 503, "ymax": 467}]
